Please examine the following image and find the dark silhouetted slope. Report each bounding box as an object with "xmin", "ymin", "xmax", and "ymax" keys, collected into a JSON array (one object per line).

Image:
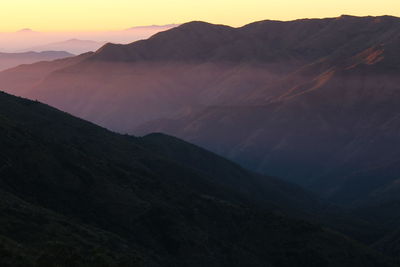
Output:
[{"xmin": 0, "ymin": 91, "xmax": 395, "ymax": 266}]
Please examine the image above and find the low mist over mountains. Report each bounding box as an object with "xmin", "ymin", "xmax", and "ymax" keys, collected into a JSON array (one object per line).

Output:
[
  {"xmin": 0, "ymin": 24, "xmax": 179, "ymax": 54},
  {"xmin": 0, "ymin": 51, "xmax": 73, "ymax": 71},
  {"xmin": 20, "ymin": 39, "xmax": 105, "ymax": 55}
]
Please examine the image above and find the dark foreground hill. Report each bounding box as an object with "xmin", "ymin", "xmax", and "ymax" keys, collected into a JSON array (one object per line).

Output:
[{"xmin": 0, "ymin": 91, "xmax": 395, "ymax": 266}]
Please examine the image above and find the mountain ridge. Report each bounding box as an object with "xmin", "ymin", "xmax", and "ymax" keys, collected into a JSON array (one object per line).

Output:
[{"xmin": 1, "ymin": 15, "xmax": 400, "ymax": 208}]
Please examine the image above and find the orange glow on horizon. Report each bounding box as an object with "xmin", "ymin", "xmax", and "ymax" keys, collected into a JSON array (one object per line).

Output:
[{"xmin": 1, "ymin": 0, "xmax": 399, "ymax": 32}]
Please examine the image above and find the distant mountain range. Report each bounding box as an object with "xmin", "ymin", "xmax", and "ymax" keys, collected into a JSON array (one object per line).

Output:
[
  {"xmin": 20, "ymin": 39, "xmax": 105, "ymax": 55},
  {"xmin": 1, "ymin": 15, "xmax": 400, "ymax": 211},
  {"xmin": 0, "ymin": 24, "xmax": 179, "ymax": 53},
  {"xmin": 0, "ymin": 51, "xmax": 73, "ymax": 71}
]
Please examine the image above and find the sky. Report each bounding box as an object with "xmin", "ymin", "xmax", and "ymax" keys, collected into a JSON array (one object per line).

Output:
[{"xmin": 1, "ymin": 0, "xmax": 399, "ymax": 32}]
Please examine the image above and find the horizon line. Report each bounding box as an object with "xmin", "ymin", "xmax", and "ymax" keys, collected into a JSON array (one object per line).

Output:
[{"xmin": 1, "ymin": 14, "xmax": 397, "ymax": 33}]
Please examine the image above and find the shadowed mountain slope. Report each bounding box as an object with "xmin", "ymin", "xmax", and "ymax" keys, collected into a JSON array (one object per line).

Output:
[{"xmin": 1, "ymin": 91, "xmax": 395, "ymax": 266}]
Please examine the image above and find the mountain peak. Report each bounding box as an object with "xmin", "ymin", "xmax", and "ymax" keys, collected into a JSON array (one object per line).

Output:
[{"xmin": 178, "ymin": 21, "xmax": 233, "ymax": 30}]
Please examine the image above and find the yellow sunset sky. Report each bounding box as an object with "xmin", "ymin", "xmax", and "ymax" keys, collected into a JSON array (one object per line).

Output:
[{"xmin": 1, "ymin": 0, "xmax": 399, "ymax": 32}]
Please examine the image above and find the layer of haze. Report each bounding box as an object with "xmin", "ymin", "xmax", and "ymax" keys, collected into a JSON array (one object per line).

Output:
[
  {"xmin": 0, "ymin": 25, "xmax": 178, "ymax": 53},
  {"xmin": 1, "ymin": 0, "xmax": 400, "ymax": 32}
]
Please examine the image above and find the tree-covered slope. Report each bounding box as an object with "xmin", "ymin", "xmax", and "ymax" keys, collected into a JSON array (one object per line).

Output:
[{"xmin": 0, "ymin": 91, "xmax": 395, "ymax": 266}]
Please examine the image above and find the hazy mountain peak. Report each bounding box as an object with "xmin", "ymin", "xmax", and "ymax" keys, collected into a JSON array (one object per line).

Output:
[{"xmin": 16, "ymin": 28, "xmax": 35, "ymax": 33}]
